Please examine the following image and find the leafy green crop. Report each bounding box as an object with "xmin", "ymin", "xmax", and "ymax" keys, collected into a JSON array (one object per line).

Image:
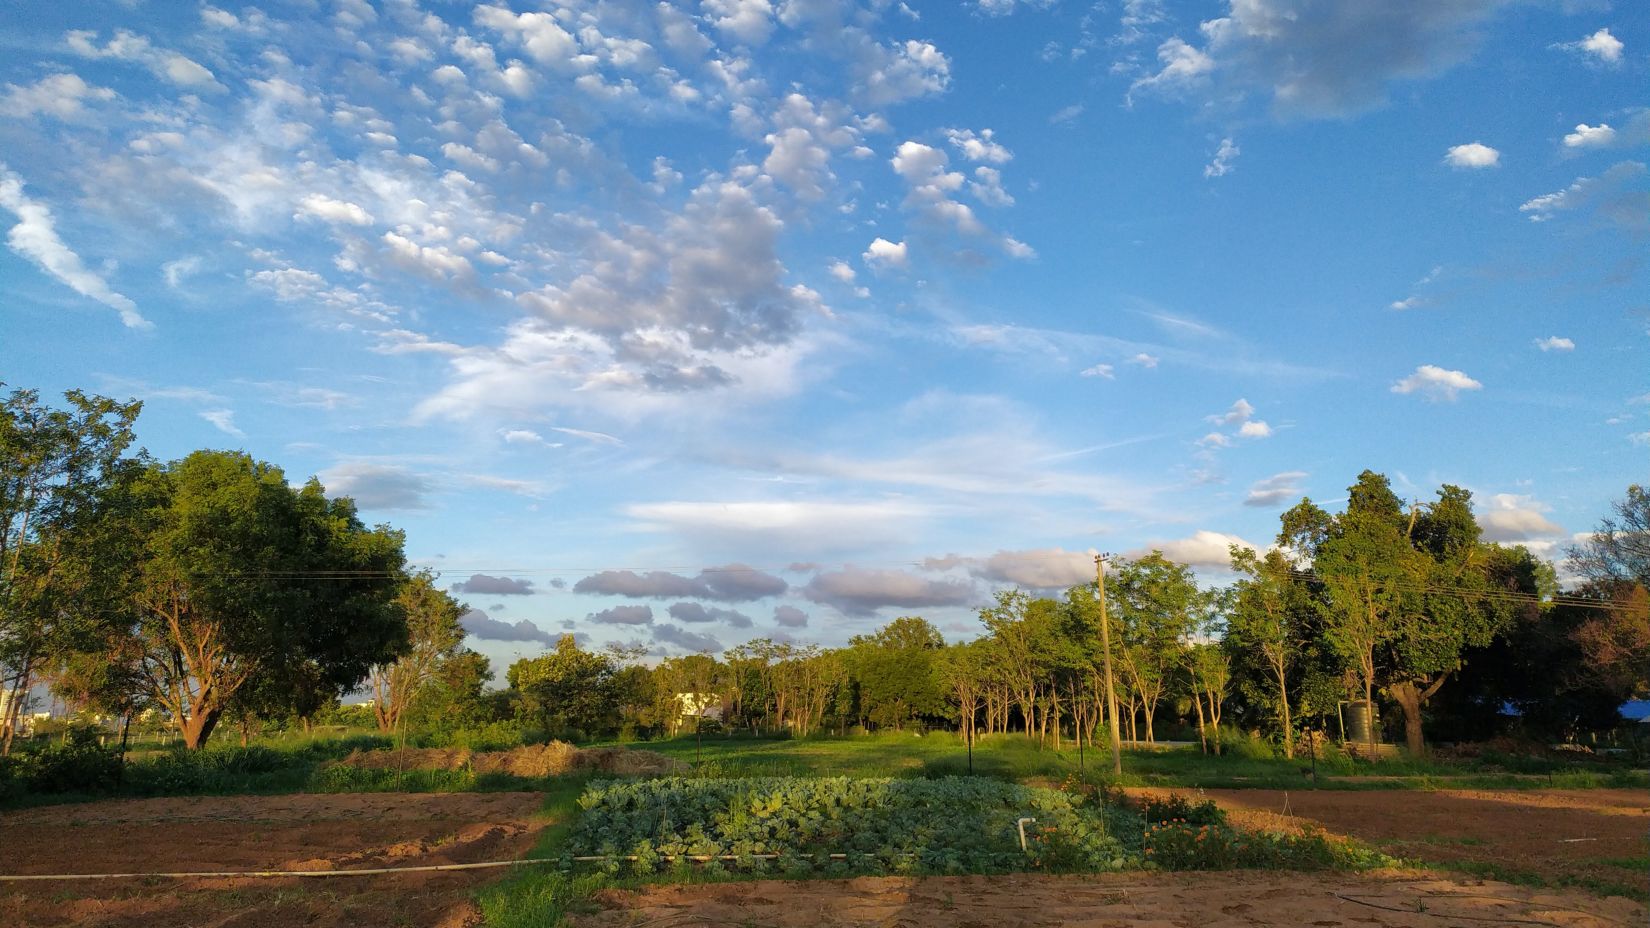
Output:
[{"xmin": 568, "ymin": 776, "xmax": 1131, "ymax": 876}]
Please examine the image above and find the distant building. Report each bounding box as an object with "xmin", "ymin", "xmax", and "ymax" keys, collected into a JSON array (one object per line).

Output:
[{"xmin": 672, "ymin": 692, "xmax": 723, "ymax": 734}]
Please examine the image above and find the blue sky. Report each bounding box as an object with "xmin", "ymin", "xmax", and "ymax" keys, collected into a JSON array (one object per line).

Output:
[{"xmin": 2, "ymin": 0, "xmax": 1645, "ymax": 667}]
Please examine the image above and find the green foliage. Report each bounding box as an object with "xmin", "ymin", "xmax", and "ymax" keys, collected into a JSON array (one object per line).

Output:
[
  {"xmin": 509, "ymin": 635, "xmax": 620, "ymax": 736},
  {"xmin": 1139, "ymin": 820, "xmax": 1397, "ymax": 870},
  {"xmin": 569, "ymin": 776, "xmax": 1129, "ymax": 876},
  {"xmin": 0, "ymin": 729, "xmax": 123, "ymax": 795}
]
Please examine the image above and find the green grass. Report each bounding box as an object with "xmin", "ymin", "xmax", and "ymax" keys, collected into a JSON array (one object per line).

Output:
[
  {"xmin": 474, "ymin": 777, "xmax": 600, "ymax": 928},
  {"xmin": 1433, "ymin": 859, "xmax": 1649, "ymax": 903}
]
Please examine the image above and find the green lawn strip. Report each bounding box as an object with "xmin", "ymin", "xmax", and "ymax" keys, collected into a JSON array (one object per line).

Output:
[{"xmin": 473, "ymin": 777, "xmax": 603, "ymax": 928}]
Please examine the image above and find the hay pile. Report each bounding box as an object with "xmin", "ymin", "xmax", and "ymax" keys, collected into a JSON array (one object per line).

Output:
[{"xmin": 333, "ymin": 741, "xmax": 685, "ymax": 778}]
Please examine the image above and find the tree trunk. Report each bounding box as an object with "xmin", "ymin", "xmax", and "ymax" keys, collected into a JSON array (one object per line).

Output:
[
  {"xmin": 1191, "ymin": 688, "xmax": 1208, "ymax": 753},
  {"xmin": 180, "ymin": 709, "xmax": 221, "ymax": 750},
  {"xmin": 1388, "ymin": 675, "xmax": 1445, "ymax": 757},
  {"xmin": 1277, "ymin": 672, "xmax": 1294, "ymax": 759}
]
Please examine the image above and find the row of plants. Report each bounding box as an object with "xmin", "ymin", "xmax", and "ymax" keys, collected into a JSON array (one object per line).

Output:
[{"xmin": 560, "ymin": 775, "xmax": 1399, "ymax": 879}]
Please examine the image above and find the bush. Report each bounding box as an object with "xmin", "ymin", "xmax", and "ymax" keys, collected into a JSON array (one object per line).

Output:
[
  {"xmin": 1136, "ymin": 792, "xmax": 1225, "ymax": 826},
  {"xmin": 8, "ymin": 729, "xmax": 123, "ymax": 794},
  {"xmin": 1141, "ymin": 820, "xmax": 1396, "ymax": 870}
]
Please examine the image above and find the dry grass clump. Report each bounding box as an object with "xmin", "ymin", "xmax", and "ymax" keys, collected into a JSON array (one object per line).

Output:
[{"xmin": 334, "ymin": 741, "xmax": 684, "ymax": 778}]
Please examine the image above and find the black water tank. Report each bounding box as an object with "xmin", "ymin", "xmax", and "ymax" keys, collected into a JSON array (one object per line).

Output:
[{"xmin": 1346, "ymin": 700, "xmax": 1375, "ymax": 744}]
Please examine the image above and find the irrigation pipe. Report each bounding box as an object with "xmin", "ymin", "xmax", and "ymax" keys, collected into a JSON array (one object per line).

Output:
[{"xmin": 0, "ymin": 849, "xmax": 1031, "ymax": 882}]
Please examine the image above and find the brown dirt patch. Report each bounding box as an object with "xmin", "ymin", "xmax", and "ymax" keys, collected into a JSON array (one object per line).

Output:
[
  {"xmin": 0, "ymin": 792, "xmax": 549, "ymax": 927},
  {"xmin": 333, "ymin": 741, "xmax": 685, "ymax": 778},
  {"xmin": 571, "ymin": 870, "xmax": 1646, "ymax": 928},
  {"xmin": 1139, "ymin": 788, "xmax": 1649, "ymax": 897}
]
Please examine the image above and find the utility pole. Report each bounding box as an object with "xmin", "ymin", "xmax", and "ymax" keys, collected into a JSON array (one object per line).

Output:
[{"xmin": 1095, "ymin": 554, "xmax": 1123, "ymax": 778}]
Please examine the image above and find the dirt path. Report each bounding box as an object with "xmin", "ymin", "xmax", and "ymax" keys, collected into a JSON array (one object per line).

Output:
[
  {"xmin": 1165, "ymin": 788, "xmax": 1649, "ymax": 897},
  {"xmin": 574, "ymin": 871, "xmax": 1646, "ymax": 928},
  {"xmin": 0, "ymin": 792, "xmax": 549, "ymax": 928}
]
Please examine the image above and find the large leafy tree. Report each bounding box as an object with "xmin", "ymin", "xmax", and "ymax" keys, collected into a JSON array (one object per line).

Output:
[
  {"xmin": 100, "ymin": 450, "xmax": 408, "ymax": 748},
  {"xmin": 0, "ymin": 387, "xmax": 142, "ymax": 753},
  {"xmin": 1107, "ymin": 553, "xmax": 1200, "ymax": 743},
  {"xmin": 368, "ymin": 571, "xmax": 468, "ymax": 732},
  {"xmin": 844, "ymin": 616, "xmax": 946, "ymax": 730},
  {"xmin": 507, "ymin": 634, "xmax": 618, "ymax": 735},
  {"xmin": 1225, "ymin": 545, "xmax": 1311, "ymax": 757}
]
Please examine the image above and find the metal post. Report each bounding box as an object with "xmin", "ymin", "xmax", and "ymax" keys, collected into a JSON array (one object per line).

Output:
[{"xmin": 1095, "ymin": 554, "xmax": 1123, "ymax": 778}]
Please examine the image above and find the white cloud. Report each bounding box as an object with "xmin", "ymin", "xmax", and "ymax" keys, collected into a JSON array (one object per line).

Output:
[
  {"xmin": 1557, "ymin": 28, "xmax": 1623, "ymax": 65},
  {"xmin": 1238, "ymin": 419, "xmax": 1273, "ymax": 438},
  {"xmin": 703, "ymin": 0, "xmax": 776, "ymax": 45},
  {"xmin": 863, "ymin": 237, "xmax": 909, "ymax": 269},
  {"xmin": 1207, "ymin": 398, "xmax": 1255, "ymax": 426},
  {"xmin": 944, "ymin": 128, "xmax": 1012, "ymax": 163},
  {"xmin": 1444, "ymin": 142, "xmax": 1500, "ymax": 168},
  {"xmin": 1204, "ymin": 137, "xmax": 1240, "ymax": 178},
  {"xmin": 1390, "ymin": 364, "xmax": 1482, "ymax": 401},
  {"xmin": 1563, "ymin": 124, "xmax": 1616, "ymax": 149},
  {"xmin": 0, "ymin": 166, "xmax": 150, "ymax": 329},
  {"xmin": 1130, "ymin": 37, "xmax": 1214, "ymax": 99},
  {"xmin": 65, "ymin": 29, "xmax": 222, "ymax": 90},
  {"xmin": 1244, "ymin": 470, "xmax": 1307, "ymax": 507},
  {"xmin": 1129, "ymin": 353, "xmax": 1159, "ymax": 368},
  {"xmin": 199, "ymin": 408, "xmax": 245, "ymax": 438},
  {"xmin": 1132, "ymin": 530, "xmax": 1258, "ymax": 569},
  {"xmin": 828, "ymin": 260, "xmax": 856, "ymax": 283},
  {"xmin": 1479, "ymin": 494, "xmax": 1565, "ymax": 543},
  {"xmin": 858, "ymin": 39, "xmax": 952, "ymax": 105},
  {"xmin": 1133, "ymin": 1, "xmax": 1510, "ymax": 116},
  {"xmin": 1390, "ymin": 296, "xmax": 1427, "ymax": 311},
  {"xmin": 1081, "ymin": 363, "xmax": 1116, "ymax": 379},
  {"xmin": 1197, "ymin": 432, "xmax": 1231, "ymax": 448},
  {"xmin": 1520, "ymin": 161, "xmax": 1650, "ymax": 230},
  {"xmin": 162, "ymin": 256, "xmax": 201, "ymax": 288},
  {"xmin": 1534, "ymin": 336, "xmax": 1574, "ymax": 352},
  {"xmin": 0, "ymin": 73, "xmax": 115, "ymax": 119},
  {"xmin": 1049, "ymin": 103, "xmax": 1084, "ymax": 125},
  {"xmin": 925, "ymin": 548, "xmax": 1095, "ymax": 591},
  {"xmin": 318, "ymin": 461, "xmax": 432, "ymax": 510},
  {"xmin": 295, "ymin": 193, "xmax": 375, "ymax": 226}
]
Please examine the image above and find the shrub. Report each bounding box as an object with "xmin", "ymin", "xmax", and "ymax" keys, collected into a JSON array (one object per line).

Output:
[
  {"xmin": 10, "ymin": 729, "xmax": 123, "ymax": 794},
  {"xmin": 1136, "ymin": 792, "xmax": 1225, "ymax": 826}
]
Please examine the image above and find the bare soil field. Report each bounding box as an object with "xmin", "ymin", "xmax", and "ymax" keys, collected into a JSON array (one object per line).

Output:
[
  {"xmin": 1169, "ymin": 788, "xmax": 1649, "ymax": 896},
  {"xmin": 574, "ymin": 871, "xmax": 1646, "ymax": 928},
  {"xmin": 0, "ymin": 792, "xmax": 547, "ymax": 928}
]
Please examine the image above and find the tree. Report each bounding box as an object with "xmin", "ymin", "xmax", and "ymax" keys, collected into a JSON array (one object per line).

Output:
[
  {"xmin": 1300, "ymin": 472, "xmax": 1422, "ymax": 754},
  {"xmin": 104, "ymin": 451, "xmax": 408, "ymax": 748},
  {"xmin": 1566, "ymin": 485, "xmax": 1650, "ymax": 699},
  {"xmin": 1226, "ymin": 545, "xmax": 1308, "ymax": 757},
  {"xmin": 1107, "ymin": 553, "xmax": 1199, "ymax": 743},
  {"xmin": 844, "ymin": 616, "xmax": 946, "ymax": 730},
  {"xmin": 368, "ymin": 571, "xmax": 466, "ymax": 733},
  {"xmin": 508, "ymin": 635, "xmax": 617, "ymax": 735},
  {"xmin": 0, "ymin": 387, "xmax": 141, "ymax": 753}
]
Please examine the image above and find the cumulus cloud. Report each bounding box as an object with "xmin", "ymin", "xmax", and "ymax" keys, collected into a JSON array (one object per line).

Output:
[
  {"xmin": 1081, "ymin": 363, "xmax": 1115, "ymax": 379},
  {"xmin": 573, "ymin": 565, "xmax": 788, "ymax": 602},
  {"xmin": 944, "ymin": 128, "xmax": 1012, "ymax": 163},
  {"xmin": 1556, "ymin": 28, "xmax": 1623, "ymax": 66},
  {"xmin": 1130, "ymin": 0, "xmax": 1510, "ymax": 116},
  {"xmin": 1391, "ymin": 364, "xmax": 1482, "ymax": 401},
  {"xmin": 857, "ymin": 39, "xmax": 951, "ymax": 105},
  {"xmin": 1245, "ymin": 470, "xmax": 1308, "ymax": 507},
  {"xmin": 0, "ymin": 73, "xmax": 115, "ymax": 119},
  {"xmin": 773, "ymin": 604, "xmax": 809, "ymax": 627},
  {"xmin": 1563, "ymin": 124, "xmax": 1615, "ymax": 149},
  {"xmin": 1534, "ymin": 336, "xmax": 1574, "ymax": 352},
  {"xmin": 863, "ymin": 237, "xmax": 909, "ymax": 269},
  {"xmin": 927, "ymin": 548, "xmax": 1094, "ymax": 591},
  {"xmin": 460, "ymin": 608, "xmax": 555, "ymax": 645},
  {"xmin": 667, "ymin": 601, "xmax": 755, "ymax": 627},
  {"xmin": 1131, "ymin": 530, "xmax": 1258, "ymax": 569},
  {"xmin": 1238, "ymin": 420, "xmax": 1273, "ymax": 439},
  {"xmin": 651, "ymin": 623, "xmax": 723, "ymax": 653},
  {"xmin": 295, "ymin": 193, "xmax": 374, "ymax": 226},
  {"xmin": 802, "ymin": 566, "xmax": 975, "ymax": 616},
  {"xmin": 1519, "ymin": 161, "xmax": 1649, "ymax": 230},
  {"xmin": 1207, "ymin": 398, "xmax": 1255, "ymax": 426},
  {"xmin": 1445, "ymin": 142, "xmax": 1500, "ymax": 168},
  {"xmin": 1204, "ymin": 137, "xmax": 1240, "ymax": 178},
  {"xmin": 1479, "ymin": 494, "xmax": 1565, "ymax": 543},
  {"xmin": 318, "ymin": 461, "xmax": 432, "ymax": 510},
  {"xmin": 0, "ymin": 166, "xmax": 149, "ymax": 329},
  {"xmin": 590, "ymin": 604, "xmax": 655, "ymax": 625},
  {"xmin": 65, "ymin": 29, "xmax": 222, "ymax": 90},
  {"xmin": 452, "ymin": 574, "xmax": 536, "ymax": 595}
]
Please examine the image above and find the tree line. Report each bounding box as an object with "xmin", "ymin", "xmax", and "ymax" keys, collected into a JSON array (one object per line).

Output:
[{"xmin": 4, "ymin": 385, "xmax": 1646, "ymax": 755}]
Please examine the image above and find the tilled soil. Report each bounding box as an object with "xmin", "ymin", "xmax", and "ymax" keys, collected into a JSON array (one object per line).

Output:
[
  {"xmin": 0, "ymin": 792, "xmax": 548, "ymax": 928},
  {"xmin": 1174, "ymin": 787, "xmax": 1649, "ymax": 895},
  {"xmin": 572, "ymin": 871, "xmax": 1646, "ymax": 928}
]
